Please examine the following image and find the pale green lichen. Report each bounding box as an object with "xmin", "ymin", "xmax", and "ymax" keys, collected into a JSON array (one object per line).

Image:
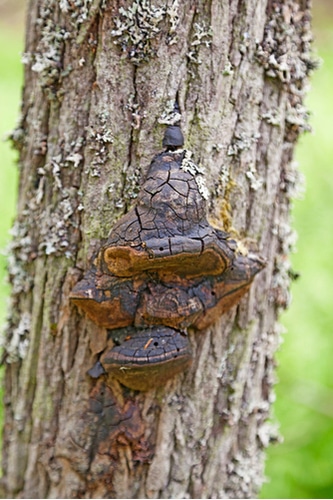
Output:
[
  {"xmin": 219, "ymin": 164, "xmax": 230, "ymax": 189},
  {"xmin": 256, "ymin": 0, "xmax": 318, "ymax": 89},
  {"xmin": 123, "ymin": 169, "xmax": 143, "ymax": 202},
  {"xmin": 59, "ymin": 0, "xmax": 70, "ymax": 12},
  {"xmin": 60, "ymin": 0, "xmax": 94, "ymax": 23},
  {"xmin": 245, "ymin": 163, "xmax": 264, "ymax": 191},
  {"xmin": 60, "ymin": 0, "xmax": 105, "ymax": 27},
  {"xmin": 24, "ymin": 0, "xmax": 104, "ymax": 81},
  {"xmin": 268, "ymin": 154, "xmax": 305, "ymax": 310},
  {"xmin": 59, "ymin": 0, "xmax": 107, "ymax": 43},
  {"xmin": 222, "ymin": 60, "xmax": 234, "ymax": 76},
  {"xmin": 180, "ymin": 150, "xmax": 209, "ymax": 200},
  {"xmin": 285, "ymin": 102, "xmax": 311, "ymax": 132},
  {"xmin": 258, "ymin": 419, "xmax": 280, "ymax": 447},
  {"xmin": 111, "ymin": 0, "xmax": 166, "ymax": 64},
  {"xmin": 191, "ymin": 22, "xmax": 213, "ymax": 48},
  {"xmin": 38, "ymin": 197, "xmax": 76, "ymax": 258},
  {"xmin": 226, "ymin": 451, "xmax": 265, "ymax": 497},
  {"xmin": 50, "ymin": 155, "xmax": 63, "ymax": 189},
  {"xmin": 7, "ymin": 221, "xmax": 33, "ymax": 295},
  {"xmin": 3, "ymin": 220, "xmax": 35, "ymax": 360},
  {"xmin": 271, "ymin": 214, "xmax": 299, "ymax": 309},
  {"xmin": 281, "ymin": 160, "xmax": 305, "ymax": 200},
  {"xmin": 239, "ymin": 31, "xmax": 251, "ymax": 55},
  {"xmin": 1, "ymin": 312, "xmax": 31, "ymax": 363},
  {"xmin": 227, "ymin": 132, "xmax": 260, "ymax": 157},
  {"xmin": 217, "ymin": 343, "xmax": 236, "ymax": 382},
  {"xmin": 87, "ymin": 112, "xmax": 114, "ymax": 175},
  {"xmin": 111, "ymin": 0, "xmax": 182, "ymax": 62},
  {"xmin": 261, "ymin": 108, "xmax": 282, "ymax": 127},
  {"xmin": 6, "ymin": 114, "xmax": 26, "ymax": 153},
  {"xmin": 125, "ymin": 94, "xmax": 147, "ymax": 129},
  {"xmin": 21, "ymin": 155, "xmax": 82, "ymax": 259},
  {"xmin": 24, "ymin": 18, "xmax": 71, "ymax": 90},
  {"xmin": 65, "ymin": 152, "xmax": 83, "ymax": 168},
  {"xmin": 158, "ymin": 100, "xmax": 181, "ymax": 126},
  {"xmin": 166, "ymin": 0, "xmax": 180, "ymax": 45},
  {"xmin": 187, "ymin": 22, "xmax": 213, "ymax": 67}
]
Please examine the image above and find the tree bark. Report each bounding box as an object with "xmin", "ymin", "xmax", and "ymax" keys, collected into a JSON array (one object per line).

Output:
[{"xmin": 1, "ymin": 0, "xmax": 313, "ymax": 498}]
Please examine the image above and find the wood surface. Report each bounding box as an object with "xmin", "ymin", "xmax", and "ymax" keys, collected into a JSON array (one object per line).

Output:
[{"xmin": 1, "ymin": 0, "xmax": 313, "ymax": 497}]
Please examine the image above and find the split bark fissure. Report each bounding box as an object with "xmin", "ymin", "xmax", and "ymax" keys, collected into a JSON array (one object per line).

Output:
[{"xmin": 1, "ymin": 0, "xmax": 314, "ymax": 498}]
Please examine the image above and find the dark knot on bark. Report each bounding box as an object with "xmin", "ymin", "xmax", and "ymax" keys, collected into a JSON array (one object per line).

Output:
[{"xmin": 162, "ymin": 125, "xmax": 184, "ymax": 150}]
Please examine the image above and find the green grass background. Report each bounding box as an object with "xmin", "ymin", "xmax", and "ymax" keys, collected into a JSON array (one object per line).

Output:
[{"xmin": 0, "ymin": 3, "xmax": 333, "ymax": 498}]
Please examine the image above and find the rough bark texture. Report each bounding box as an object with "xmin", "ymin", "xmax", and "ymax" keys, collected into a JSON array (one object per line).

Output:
[{"xmin": 1, "ymin": 0, "xmax": 313, "ymax": 498}]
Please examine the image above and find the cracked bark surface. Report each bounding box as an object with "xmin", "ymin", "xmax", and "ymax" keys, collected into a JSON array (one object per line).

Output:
[{"xmin": 1, "ymin": 0, "xmax": 313, "ymax": 498}]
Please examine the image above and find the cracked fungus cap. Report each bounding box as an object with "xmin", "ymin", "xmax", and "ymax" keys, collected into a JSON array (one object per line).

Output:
[
  {"xmin": 101, "ymin": 151, "xmax": 236, "ymax": 278},
  {"xmin": 100, "ymin": 326, "xmax": 192, "ymax": 391}
]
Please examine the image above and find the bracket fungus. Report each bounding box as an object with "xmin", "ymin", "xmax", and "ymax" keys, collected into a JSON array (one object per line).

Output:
[
  {"xmin": 98, "ymin": 326, "xmax": 192, "ymax": 392},
  {"xmin": 70, "ymin": 119, "xmax": 265, "ymax": 391}
]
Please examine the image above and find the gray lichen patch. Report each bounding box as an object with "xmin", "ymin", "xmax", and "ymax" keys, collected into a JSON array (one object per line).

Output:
[
  {"xmin": 111, "ymin": 0, "xmax": 183, "ymax": 63},
  {"xmin": 254, "ymin": 0, "xmax": 318, "ymax": 155},
  {"xmin": 38, "ymin": 198, "xmax": 76, "ymax": 258},
  {"xmin": 222, "ymin": 60, "xmax": 234, "ymax": 76},
  {"xmin": 261, "ymin": 108, "xmax": 282, "ymax": 127},
  {"xmin": 281, "ymin": 160, "xmax": 305, "ymax": 201},
  {"xmin": 285, "ymin": 101, "xmax": 311, "ymax": 133},
  {"xmin": 1, "ymin": 312, "xmax": 31, "ymax": 363},
  {"xmin": 125, "ymin": 94, "xmax": 147, "ymax": 129},
  {"xmin": 22, "ymin": 0, "xmax": 105, "ymax": 95},
  {"xmin": 86, "ymin": 113, "xmax": 114, "ymax": 175},
  {"xmin": 270, "ymin": 207, "xmax": 299, "ymax": 310},
  {"xmin": 191, "ymin": 22, "xmax": 213, "ymax": 49},
  {"xmin": 59, "ymin": 0, "xmax": 106, "ymax": 40},
  {"xmin": 10, "ymin": 180, "xmax": 81, "ymax": 266},
  {"xmin": 59, "ymin": 136, "xmax": 85, "ymax": 170},
  {"xmin": 3, "ymin": 222, "xmax": 36, "ymax": 362},
  {"xmin": 256, "ymin": 0, "xmax": 318, "ymax": 90},
  {"xmin": 246, "ymin": 163, "xmax": 264, "ymax": 191},
  {"xmin": 166, "ymin": 0, "xmax": 180, "ymax": 45},
  {"xmin": 158, "ymin": 100, "xmax": 182, "ymax": 126},
  {"xmin": 187, "ymin": 21, "xmax": 213, "ymax": 66},
  {"xmin": 122, "ymin": 168, "xmax": 143, "ymax": 202},
  {"xmin": 60, "ymin": 0, "xmax": 97, "ymax": 23},
  {"xmin": 226, "ymin": 451, "xmax": 265, "ymax": 498},
  {"xmin": 180, "ymin": 150, "xmax": 209, "ymax": 200},
  {"xmin": 227, "ymin": 132, "xmax": 261, "ymax": 157},
  {"xmin": 23, "ymin": 16, "xmax": 71, "ymax": 91},
  {"xmin": 269, "ymin": 148, "xmax": 305, "ymax": 310},
  {"xmin": 7, "ymin": 221, "xmax": 34, "ymax": 296},
  {"xmin": 111, "ymin": 0, "xmax": 166, "ymax": 64},
  {"xmin": 219, "ymin": 164, "xmax": 231, "ymax": 190}
]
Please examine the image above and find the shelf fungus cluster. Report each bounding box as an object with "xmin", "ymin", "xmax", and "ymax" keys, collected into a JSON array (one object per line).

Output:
[{"xmin": 70, "ymin": 123, "xmax": 265, "ymax": 391}]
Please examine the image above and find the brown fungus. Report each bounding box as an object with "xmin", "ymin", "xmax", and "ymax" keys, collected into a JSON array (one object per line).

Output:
[
  {"xmin": 100, "ymin": 326, "xmax": 192, "ymax": 391},
  {"xmin": 70, "ymin": 128, "xmax": 265, "ymax": 391},
  {"xmin": 101, "ymin": 151, "xmax": 235, "ymax": 278}
]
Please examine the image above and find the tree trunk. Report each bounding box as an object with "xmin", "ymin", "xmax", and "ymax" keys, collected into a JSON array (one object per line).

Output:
[{"xmin": 1, "ymin": 0, "xmax": 313, "ymax": 498}]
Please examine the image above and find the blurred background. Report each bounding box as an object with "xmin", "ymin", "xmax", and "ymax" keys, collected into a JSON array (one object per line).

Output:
[{"xmin": 0, "ymin": 1, "xmax": 332, "ymax": 497}]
